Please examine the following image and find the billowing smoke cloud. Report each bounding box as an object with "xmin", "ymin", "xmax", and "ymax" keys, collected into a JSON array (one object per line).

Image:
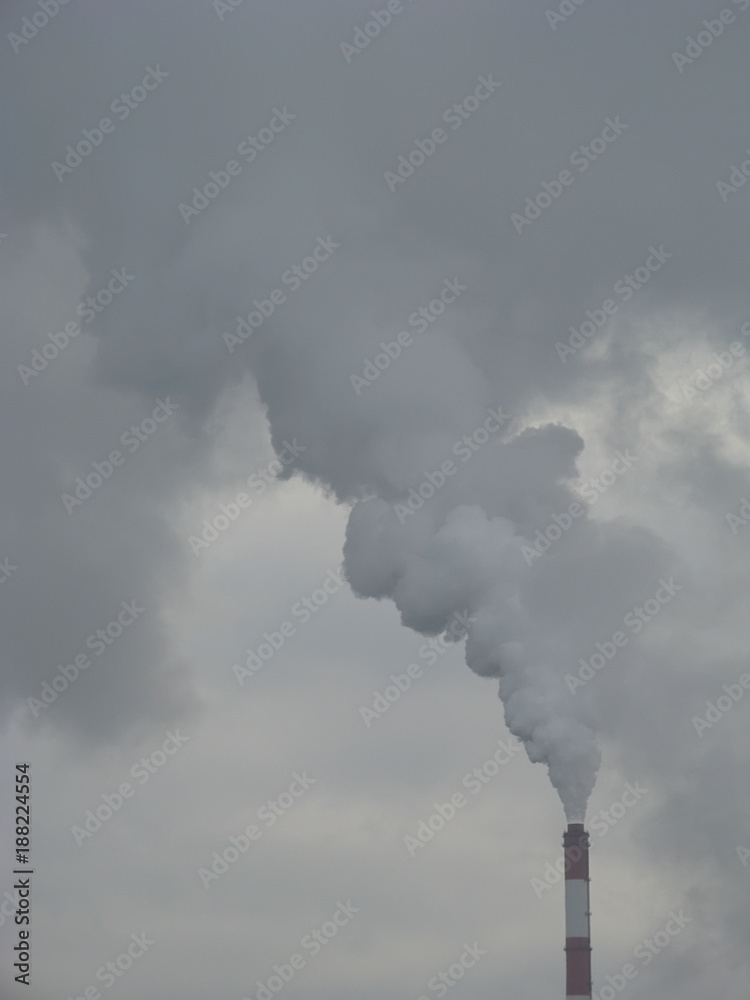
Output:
[
  {"xmin": 341, "ymin": 465, "xmax": 606, "ymax": 821},
  {"xmin": 0, "ymin": 0, "xmax": 684, "ymax": 820}
]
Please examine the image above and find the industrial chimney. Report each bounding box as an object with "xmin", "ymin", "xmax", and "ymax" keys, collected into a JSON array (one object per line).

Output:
[{"xmin": 563, "ymin": 823, "xmax": 592, "ymax": 1000}]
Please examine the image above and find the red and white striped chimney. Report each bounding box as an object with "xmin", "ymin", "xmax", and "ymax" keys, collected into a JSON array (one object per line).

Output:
[{"xmin": 563, "ymin": 823, "xmax": 592, "ymax": 1000}]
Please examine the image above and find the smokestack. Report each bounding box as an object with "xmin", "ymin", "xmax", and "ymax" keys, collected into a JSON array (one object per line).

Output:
[{"xmin": 563, "ymin": 823, "xmax": 592, "ymax": 1000}]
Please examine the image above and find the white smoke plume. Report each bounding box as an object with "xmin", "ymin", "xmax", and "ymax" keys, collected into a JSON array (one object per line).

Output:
[
  {"xmin": 343, "ymin": 484, "xmax": 603, "ymax": 822},
  {"xmin": 264, "ymin": 333, "xmax": 667, "ymax": 821}
]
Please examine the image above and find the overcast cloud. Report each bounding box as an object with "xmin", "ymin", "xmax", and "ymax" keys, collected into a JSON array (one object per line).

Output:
[{"xmin": 1, "ymin": 1, "xmax": 749, "ymax": 998}]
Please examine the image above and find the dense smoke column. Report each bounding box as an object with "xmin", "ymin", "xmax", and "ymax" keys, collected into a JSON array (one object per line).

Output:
[{"xmin": 344, "ymin": 494, "xmax": 604, "ymax": 822}]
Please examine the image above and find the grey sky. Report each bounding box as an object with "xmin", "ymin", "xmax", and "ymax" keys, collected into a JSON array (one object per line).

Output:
[{"xmin": 1, "ymin": 1, "xmax": 749, "ymax": 997}]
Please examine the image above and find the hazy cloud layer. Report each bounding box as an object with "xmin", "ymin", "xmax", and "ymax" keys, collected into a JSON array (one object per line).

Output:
[{"xmin": 1, "ymin": 1, "xmax": 749, "ymax": 997}]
